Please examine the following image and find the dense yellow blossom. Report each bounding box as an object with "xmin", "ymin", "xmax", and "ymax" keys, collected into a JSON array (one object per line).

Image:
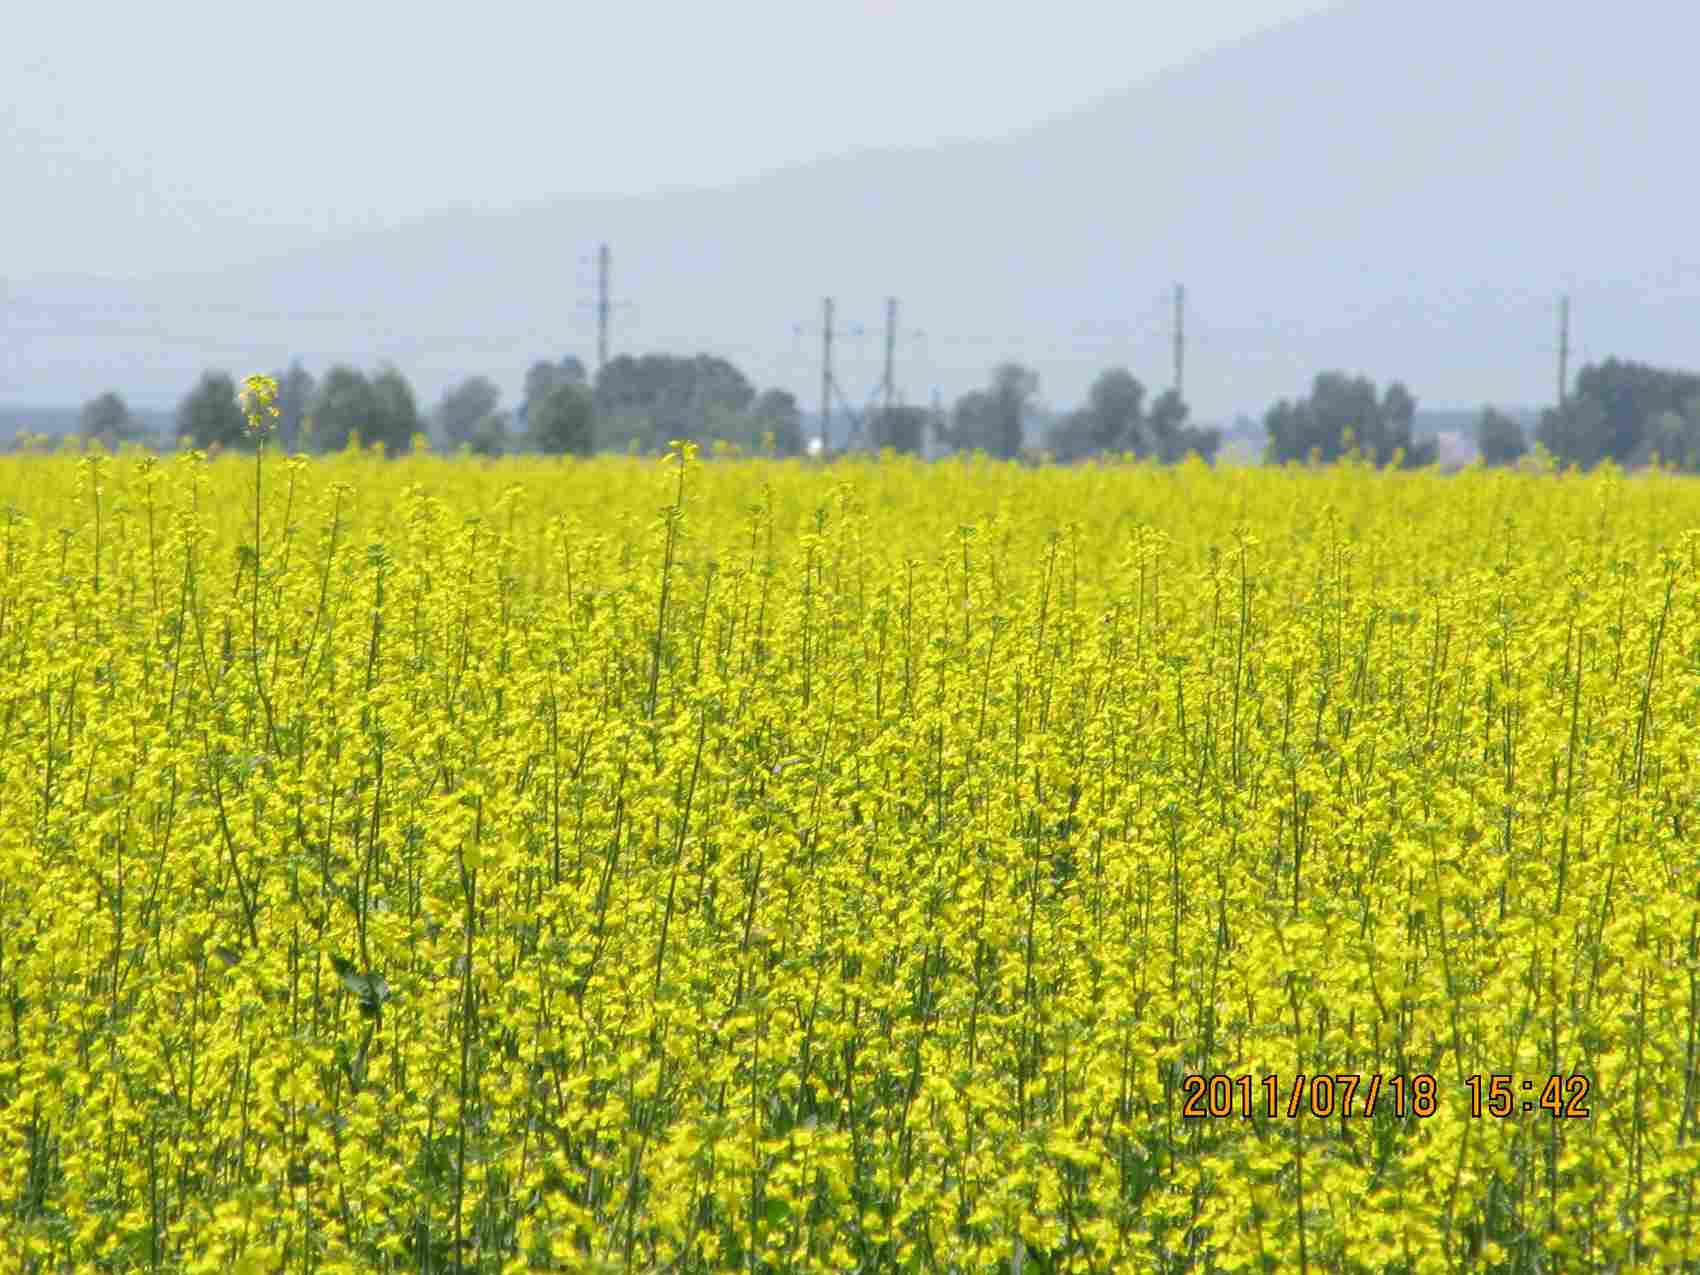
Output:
[{"xmin": 0, "ymin": 438, "xmax": 1698, "ymax": 1271}]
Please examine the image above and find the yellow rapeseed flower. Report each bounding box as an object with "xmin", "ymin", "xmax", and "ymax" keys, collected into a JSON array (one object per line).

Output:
[{"xmin": 238, "ymin": 372, "xmax": 281, "ymax": 438}]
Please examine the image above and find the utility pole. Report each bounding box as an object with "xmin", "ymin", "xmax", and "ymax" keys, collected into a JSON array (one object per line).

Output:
[
  {"xmin": 1557, "ymin": 294, "xmax": 1571, "ymax": 410},
  {"xmin": 597, "ymin": 243, "xmax": 611, "ymax": 377},
  {"xmin": 820, "ymin": 297, "xmax": 834, "ymax": 455},
  {"xmin": 1173, "ymin": 283, "xmax": 1186, "ymax": 401},
  {"xmin": 795, "ymin": 300, "xmax": 881, "ymax": 453},
  {"xmin": 865, "ymin": 297, "xmax": 896, "ymax": 450},
  {"xmin": 882, "ymin": 298, "xmax": 898, "ymax": 416},
  {"xmin": 579, "ymin": 244, "xmax": 634, "ymax": 411}
]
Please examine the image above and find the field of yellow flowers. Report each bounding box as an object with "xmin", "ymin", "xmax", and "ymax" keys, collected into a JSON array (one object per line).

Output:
[{"xmin": 2, "ymin": 420, "xmax": 1700, "ymax": 1274}]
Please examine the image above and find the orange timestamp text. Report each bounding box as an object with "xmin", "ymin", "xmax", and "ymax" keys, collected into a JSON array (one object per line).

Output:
[{"xmin": 1180, "ymin": 1072, "xmax": 1592, "ymax": 1120}]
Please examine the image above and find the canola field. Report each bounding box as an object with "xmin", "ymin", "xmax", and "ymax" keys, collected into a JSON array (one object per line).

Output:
[{"xmin": 2, "ymin": 432, "xmax": 1699, "ymax": 1274}]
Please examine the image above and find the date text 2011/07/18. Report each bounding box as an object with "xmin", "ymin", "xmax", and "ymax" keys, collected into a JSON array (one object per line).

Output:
[{"xmin": 1180, "ymin": 1073, "xmax": 1592, "ymax": 1120}]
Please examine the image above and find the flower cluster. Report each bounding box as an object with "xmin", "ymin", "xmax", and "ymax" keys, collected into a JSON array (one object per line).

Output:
[{"xmin": 239, "ymin": 372, "xmax": 281, "ymax": 440}]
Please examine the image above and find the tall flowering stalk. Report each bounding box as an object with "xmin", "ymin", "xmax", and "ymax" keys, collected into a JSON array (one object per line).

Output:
[{"xmin": 240, "ymin": 374, "xmax": 281, "ymax": 751}]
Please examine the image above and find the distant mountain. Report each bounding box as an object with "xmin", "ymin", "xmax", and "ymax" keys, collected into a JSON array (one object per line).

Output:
[{"xmin": 6, "ymin": 0, "xmax": 1694, "ymax": 422}]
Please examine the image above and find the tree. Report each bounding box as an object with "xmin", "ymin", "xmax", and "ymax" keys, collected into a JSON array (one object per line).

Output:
[
  {"xmin": 1475, "ymin": 407, "xmax": 1527, "ymax": 466},
  {"xmin": 869, "ymin": 404, "xmax": 927, "ymax": 456},
  {"xmin": 435, "ymin": 375, "xmax": 502, "ymax": 449},
  {"xmin": 80, "ymin": 391, "xmax": 135, "ymax": 444},
  {"xmin": 595, "ymin": 353, "xmax": 757, "ymax": 447},
  {"xmin": 306, "ymin": 363, "xmax": 422, "ymax": 455},
  {"xmin": 944, "ymin": 389, "xmax": 992, "ymax": 455},
  {"xmin": 469, "ymin": 413, "xmax": 511, "ymax": 457},
  {"xmin": 692, "ymin": 389, "xmax": 806, "ymax": 457},
  {"xmin": 1043, "ymin": 409, "xmax": 1099, "ymax": 463},
  {"xmin": 988, "ymin": 363, "xmax": 1038, "ymax": 460},
  {"xmin": 1146, "ymin": 388, "xmax": 1222, "ymax": 463},
  {"xmin": 520, "ymin": 356, "xmax": 590, "ymax": 431},
  {"xmin": 309, "ymin": 366, "xmax": 379, "ymax": 453},
  {"xmin": 751, "ymin": 389, "xmax": 805, "ymax": 456},
  {"xmin": 1085, "ymin": 368, "xmax": 1146, "ymax": 453},
  {"xmin": 944, "ymin": 363, "xmax": 1038, "ymax": 459},
  {"xmin": 1046, "ymin": 368, "xmax": 1147, "ymax": 461},
  {"xmin": 274, "ymin": 361, "xmax": 315, "ymax": 452},
  {"xmin": 528, "ymin": 382, "xmax": 594, "ymax": 456},
  {"xmin": 369, "ymin": 365, "xmax": 423, "ymax": 456},
  {"xmin": 177, "ymin": 371, "xmax": 247, "ymax": 451},
  {"xmin": 594, "ymin": 411, "xmax": 658, "ymax": 455},
  {"xmin": 1265, "ymin": 372, "xmax": 1436, "ymax": 468},
  {"xmin": 1580, "ymin": 358, "xmax": 1700, "ymax": 461},
  {"xmin": 1537, "ymin": 358, "xmax": 1700, "ymax": 469},
  {"xmin": 1535, "ymin": 397, "xmax": 1608, "ymax": 470},
  {"xmin": 1625, "ymin": 398, "xmax": 1700, "ymax": 470}
]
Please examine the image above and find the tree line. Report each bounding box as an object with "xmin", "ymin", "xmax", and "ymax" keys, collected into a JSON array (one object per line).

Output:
[
  {"xmin": 52, "ymin": 350, "xmax": 1700, "ymax": 473},
  {"xmin": 56, "ymin": 355, "xmax": 1234, "ymax": 463},
  {"xmin": 157, "ymin": 356, "xmax": 811, "ymax": 459}
]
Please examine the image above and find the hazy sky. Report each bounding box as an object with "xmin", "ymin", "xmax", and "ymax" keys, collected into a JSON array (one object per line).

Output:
[
  {"xmin": 7, "ymin": 0, "xmax": 1344, "ymax": 278},
  {"xmin": 25, "ymin": 0, "xmax": 1666, "ymax": 427}
]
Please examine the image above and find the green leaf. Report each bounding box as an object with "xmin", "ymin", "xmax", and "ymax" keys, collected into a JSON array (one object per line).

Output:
[{"xmin": 329, "ymin": 953, "xmax": 391, "ymax": 1014}]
